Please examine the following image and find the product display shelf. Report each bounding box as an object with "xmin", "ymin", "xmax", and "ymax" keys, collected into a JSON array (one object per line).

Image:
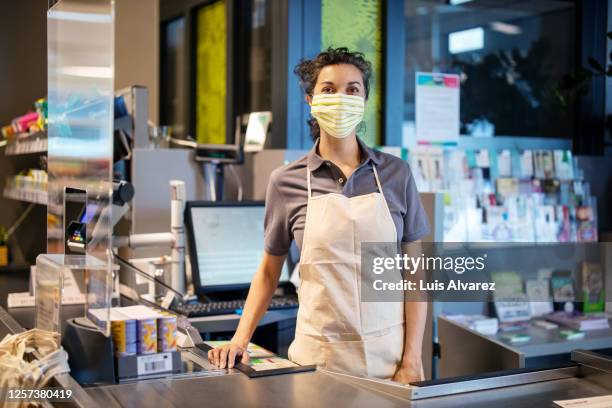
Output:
[
  {"xmin": 4, "ymin": 131, "xmax": 47, "ymax": 156},
  {"xmin": 3, "ymin": 186, "xmax": 48, "ymax": 205}
]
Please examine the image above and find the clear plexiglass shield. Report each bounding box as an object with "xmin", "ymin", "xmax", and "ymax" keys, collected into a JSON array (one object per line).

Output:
[{"xmin": 47, "ymin": 0, "xmax": 115, "ymax": 336}]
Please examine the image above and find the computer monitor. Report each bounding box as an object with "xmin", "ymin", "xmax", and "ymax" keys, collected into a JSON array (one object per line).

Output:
[{"xmin": 185, "ymin": 201, "xmax": 290, "ymax": 293}]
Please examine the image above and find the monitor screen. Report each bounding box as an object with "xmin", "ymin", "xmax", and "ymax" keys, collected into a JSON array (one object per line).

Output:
[{"xmin": 186, "ymin": 202, "xmax": 290, "ymax": 292}]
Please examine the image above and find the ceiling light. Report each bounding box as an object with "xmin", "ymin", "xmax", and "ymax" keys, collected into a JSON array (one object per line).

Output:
[
  {"xmin": 490, "ymin": 21, "xmax": 522, "ymax": 35},
  {"xmin": 449, "ymin": 27, "xmax": 484, "ymax": 54}
]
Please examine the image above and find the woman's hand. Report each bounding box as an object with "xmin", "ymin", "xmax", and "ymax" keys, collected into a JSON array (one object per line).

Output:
[
  {"xmin": 207, "ymin": 251, "xmax": 286, "ymax": 369},
  {"xmin": 391, "ymin": 358, "xmax": 423, "ymax": 385},
  {"xmin": 207, "ymin": 339, "xmax": 250, "ymax": 369}
]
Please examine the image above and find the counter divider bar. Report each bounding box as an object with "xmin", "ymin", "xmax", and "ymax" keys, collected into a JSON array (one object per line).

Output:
[
  {"xmin": 408, "ymin": 366, "xmax": 579, "ymax": 400},
  {"xmin": 0, "ymin": 305, "xmax": 26, "ymax": 334},
  {"xmin": 571, "ymin": 350, "xmax": 612, "ymax": 374}
]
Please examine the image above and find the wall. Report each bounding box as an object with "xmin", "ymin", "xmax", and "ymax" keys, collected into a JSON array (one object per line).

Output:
[{"xmin": 115, "ymin": 0, "xmax": 160, "ymax": 124}]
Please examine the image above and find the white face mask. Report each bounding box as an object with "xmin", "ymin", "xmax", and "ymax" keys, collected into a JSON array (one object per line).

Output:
[{"xmin": 310, "ymin": 93, "xmax": 365, "ymax": 139}]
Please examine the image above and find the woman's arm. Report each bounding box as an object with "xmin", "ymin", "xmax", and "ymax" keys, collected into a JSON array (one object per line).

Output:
[
  {"xmin": 208, "ymin": 251, "xmax": 286, "ymax": 368},
  {"xmin": 392, "ymin": 241, "xmax": 427, "ymax": 384}
]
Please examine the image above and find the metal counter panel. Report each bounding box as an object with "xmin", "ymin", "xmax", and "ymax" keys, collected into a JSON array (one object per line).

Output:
[
  {"xmin": 86, "ymin": 371, "xmax": 409, "ymax": 408},
  {"xmin": 408, "ymin": 376, "xmax": 612, "ymax": 408}
]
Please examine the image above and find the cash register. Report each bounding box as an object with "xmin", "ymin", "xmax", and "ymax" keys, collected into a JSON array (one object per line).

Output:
[{"xmin": 172, "ymin": 201, "xmax": 298, "ymax": 318}]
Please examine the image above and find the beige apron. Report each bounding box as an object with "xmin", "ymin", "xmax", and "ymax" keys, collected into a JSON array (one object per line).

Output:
[{"xmin": 288, "ymin": 163, "xmax": 405, "ymax": 379}]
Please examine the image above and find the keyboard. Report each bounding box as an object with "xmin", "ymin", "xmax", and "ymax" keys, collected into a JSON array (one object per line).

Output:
[{"xmin": 172, "ymin": 295, "xmax": 298, "ymax": 318}]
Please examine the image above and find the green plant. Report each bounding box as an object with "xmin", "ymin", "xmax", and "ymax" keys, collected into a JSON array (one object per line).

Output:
[
  {"xmin": 0, "ymin": 226, "xmax": 8, "ymax": 246},
  {"xmin": 554, "ymin": 31, "xmax": 612, "ymax": 107}
]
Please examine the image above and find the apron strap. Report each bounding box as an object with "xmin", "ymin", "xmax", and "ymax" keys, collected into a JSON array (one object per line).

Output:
[
  {"xmin": 372, "ymin": 164, "xmax": 384, "ymax": 194},
  {"xmin": 306, "ymin": 165, "xmax": 312, "ymax": 199}
]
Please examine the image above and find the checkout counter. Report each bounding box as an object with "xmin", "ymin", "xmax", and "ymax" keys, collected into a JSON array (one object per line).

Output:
[{"xmin": 2, "ymin": 300, "xmax": 612, "ymax": 407}]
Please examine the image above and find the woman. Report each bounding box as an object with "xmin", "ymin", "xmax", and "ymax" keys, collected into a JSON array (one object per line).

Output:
[{"xmin": 208, "ymin": 47, "xmax": 430, "ymax": 384}]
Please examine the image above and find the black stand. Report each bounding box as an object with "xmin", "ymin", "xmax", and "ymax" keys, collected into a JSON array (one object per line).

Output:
[
  {"xmin": 213, "ymin": 163, "xmax": 224, "ymax": 201},
  {"xmin": 62, "ymin": 317, "xmax": 115, "ymax": 385}
]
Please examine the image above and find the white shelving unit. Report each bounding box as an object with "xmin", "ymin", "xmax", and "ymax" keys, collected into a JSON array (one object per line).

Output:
[
  {"xmin": 4, "ymin": 131, "xmax": 47, "ymax": 156},
  {"xmin": 3, "ymin": 186, "xmax": 48, "ymax": 205}
]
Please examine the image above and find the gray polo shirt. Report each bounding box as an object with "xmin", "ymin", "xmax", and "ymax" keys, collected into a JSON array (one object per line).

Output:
[{"xmin": 264, "ymin": 137, "xmax": 430, "ymax": 256}]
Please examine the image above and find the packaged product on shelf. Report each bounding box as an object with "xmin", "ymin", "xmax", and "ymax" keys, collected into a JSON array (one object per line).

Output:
[
  {"xmin": 12, "ymin": 111, "xmax": 39, "ymax": 134},
  {"xmin": 475, "ymin": 149, "xmax": 490, "ymax": 168},
  {"xmin": 428, "ymin": 147, "xmax": 445, "ymax": 192},
  {"xmin": 525, "ymin": 279, "xmax": 553, "ymax": 317},
  {"xmin": 109, "ymin": 309, "xmax": 137, "ymax": 357},
  {"xmin": 534, "ymin": 205, "xmax": 557, "ymax": 243},
  {"xmin": 555, "ymin": 206, "xmax": 575, "ymax": 242},
  {"xmin": 157, "ymin": 312, "xmax": 177, "ymax": 353},
  {"xmin": 519, "ymin": 150, "xmax": 534, "ymax": 178},
  {"xmin": 445, "ymin": 314, "xmax": 499, "ymax": 335},
  {"xmin": 559, "ymin": 329, "xmax": 585, "ymax": 340},
  {"xmin": 501, "ymin": 333, "xmax": 531, "ymax": 344},
  {"xmin": 494, "ymin": 296, "xmax": 531, "ymax": 323},
  {"xmin": 551, "ymin": 271, "xmax": 575, "ymax": 312},
  {"xmin": 497, "ymin": 149, "xmax": 512, "ymax": 178},
  {"xmin": 114, "ymin": 305, "xmax": 178, "ymax": 354},
  {"xmin": 486, "ymin": 206, "xmax": 513, "ymax": 242},
  {"xmin": 410, "ymin": 147, "xmax": 429, "ymax": 192},
  {"xmin": 1, "ymin": 124, "xmax": 16, "ymax": 140},
  {"xmin": 542, "ymin": 178, "xmax": 561, "ymax": 194},
  {"xmin": 553, "ymin": 150, "xmax": 574, "ymax": 181},
  {"xmin": 34, "ymin": 98, "xmax": 47, "ymax": 129},
  {"xmin": 118, "ymin": 306, "xmax": 159, "ymax": 355},
  {"xmin": 534, "ymin": 150, "xmax": 555, "ymax": 179},
  {"xmin": 581, "ymin": 262, "xmax": 604, "ymax": 313},
  {"xmin": 545, "ymin": 312, "xmax": 609, "ymax": 331},
  {"xmin": 491, "ymin": 271, "xmax": 524, "ymax": 297}
]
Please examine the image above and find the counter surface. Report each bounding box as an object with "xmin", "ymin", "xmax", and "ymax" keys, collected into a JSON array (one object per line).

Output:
[
  {"xmin": 3, "ymin": 303, "xmax": 612, "ymax": 408},
  {"xmin": 85, "ymin": 366, "xmax": 612, "ymax": 408},
  {"xmin": 86, "ymin": 370, "xmax": 408, "ymax": 408}
]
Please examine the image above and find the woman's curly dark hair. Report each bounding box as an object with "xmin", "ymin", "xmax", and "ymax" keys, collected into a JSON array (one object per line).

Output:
[{"xmin": 294, "ymin": 47, "xmax": 372, "ymax": 140}]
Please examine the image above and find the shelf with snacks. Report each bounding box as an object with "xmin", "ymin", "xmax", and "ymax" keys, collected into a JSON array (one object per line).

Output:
[
  {"xmin": 1, "ymin": 99, "xmax": 49, "ymax": 208},
  {"xmin": 3, "ymin": 186, "xmax": 48, "ymax": 205},
  {"xmin": 4, "ymin": 130, "xmax": 47, "ymax": 156},
  {"xmin": 1, "ymin": 98, "xmax": 47, "ymax": 151},
  {"xmin": 3, "ymin": 170, "xmax": 48, "ymax": 205}
]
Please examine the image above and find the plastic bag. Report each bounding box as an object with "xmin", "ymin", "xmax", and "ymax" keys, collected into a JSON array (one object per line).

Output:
[{"xmin": 0, "ymin": 329, "xmax": 70, "ymax": 407}]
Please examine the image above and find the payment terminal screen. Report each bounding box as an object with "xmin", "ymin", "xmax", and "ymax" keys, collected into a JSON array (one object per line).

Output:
[{"xmin": 190, "ymin": 205, "xmax": 288, "ymax": 288}]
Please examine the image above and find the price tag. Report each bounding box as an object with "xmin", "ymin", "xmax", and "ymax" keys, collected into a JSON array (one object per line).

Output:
[
  {"xmin": 137, "ymin": 353, "xmax": 173, "ymax": 376},
  {"xmin": 161, "ymin": 292, "xmax": 175, "ymax": 310}
]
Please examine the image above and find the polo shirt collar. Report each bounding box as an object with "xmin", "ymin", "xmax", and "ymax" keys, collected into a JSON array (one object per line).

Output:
[{"xmin": 306, "ymin": 137, "xmax": 381, "ymax": 171}]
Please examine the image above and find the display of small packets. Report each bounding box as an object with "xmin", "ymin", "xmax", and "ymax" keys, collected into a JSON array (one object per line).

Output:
[{"xmin": 248, "ymin": 357, "xmax": 299, "ymax": 372}]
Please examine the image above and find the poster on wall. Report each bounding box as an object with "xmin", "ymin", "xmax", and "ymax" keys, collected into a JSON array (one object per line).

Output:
[{"xmin": 415, "ymin": 72, "xmax": 460, "ymax": 145}]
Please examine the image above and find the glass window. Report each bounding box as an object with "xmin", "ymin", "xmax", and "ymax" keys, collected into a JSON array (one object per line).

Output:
[
  {"xmin": 193, "ymin": 0, "xmax": 272, "ymax": 144},
  {"xmin": 247, "ymin": 0, "xmax": 272, "ymax": 113},
  {"xmin": 160, "ymin": 0, "xmax": 275, "ymax": 144},
  {"xmin": 404, "ymin": 0, "xmax": 576, "ymax": 138},
  {"xmin": 160, "ymin": 17, "xmax": 186, "ymax": 138}
]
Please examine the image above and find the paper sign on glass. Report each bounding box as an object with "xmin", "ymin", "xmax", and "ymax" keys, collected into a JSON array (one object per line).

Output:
[{"xmin": 415, "ymin": 72, "xmax": 460, "ymax": 144}]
